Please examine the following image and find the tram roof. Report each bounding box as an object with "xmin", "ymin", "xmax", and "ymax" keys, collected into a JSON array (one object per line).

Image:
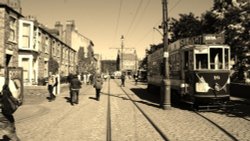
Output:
[{"xmin": 168, "ymin": 34, "xmax": 227, "ymax": 52}]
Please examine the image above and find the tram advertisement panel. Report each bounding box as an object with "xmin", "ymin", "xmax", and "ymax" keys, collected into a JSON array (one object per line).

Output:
[
  {"xmin": 147, "ymin": 48, "xmax": 163, "ymax": 86},
  {"xmin": 193, "ymin": 71, "xmax": 230, "ymax": 96}
]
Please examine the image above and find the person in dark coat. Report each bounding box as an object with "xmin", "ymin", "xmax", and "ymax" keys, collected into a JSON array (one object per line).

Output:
[
  {"xmin": 0, "ymin": 68, "xmax": 21, "ymax": 141},
  {"xmin": 134, "ymin": 73, "xmax": 138, "ymax": 85},
  {"xmin": 121, "ymin": 73, "xmax": 126, "ymax": 87},
  {"xmin": 93, "ymin": 74, "xmax": 103, "ymax": 101},
  {"xmin": 69, "ymin": 74, "xmax": 82, "ymax": 105}
]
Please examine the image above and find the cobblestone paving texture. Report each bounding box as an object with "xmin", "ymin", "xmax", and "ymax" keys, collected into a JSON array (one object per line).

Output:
[
  {"xmin": 109, "ymin": 81, "xmax": 163, "ymax": 141},
  {"xmin": 123, "ymin": 79, "xmax": 250, "ymax": 141},
  {"xmin": 0, "ymin": 79, "xmax": 249, "ymax": 141},
  {"xmin": 1, "ymin": 83, "xmax": 108, "ymax": 141}
]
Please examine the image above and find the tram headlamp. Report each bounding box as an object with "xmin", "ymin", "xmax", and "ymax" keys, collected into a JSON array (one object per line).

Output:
[{"xmin": 195, "ymin": 82, "xmax": 209, "ymax": 93}]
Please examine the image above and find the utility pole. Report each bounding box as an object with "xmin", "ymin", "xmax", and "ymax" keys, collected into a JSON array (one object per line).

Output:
[
  {"xmin": 121, "ymin": 35, "xmax": 124, "ymax": 71},
  {"xmin": 161, "ymin": 0, "xmax": 171, "ymax": 110}
]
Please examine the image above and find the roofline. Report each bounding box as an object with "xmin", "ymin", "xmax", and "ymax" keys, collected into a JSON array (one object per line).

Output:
[{"xmin": 0, "ymin": 4, "xmax": 23, "ymax": 17}]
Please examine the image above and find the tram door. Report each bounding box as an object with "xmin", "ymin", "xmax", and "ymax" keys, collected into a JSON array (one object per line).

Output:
[{"xmin": 182, "ymin": 51, "xmax": 194, "ymax": 97}]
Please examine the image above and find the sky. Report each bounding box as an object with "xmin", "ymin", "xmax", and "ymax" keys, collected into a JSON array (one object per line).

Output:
[{"xmin": 21, "ymin": 0, "xmax": 213, "ymax": 60}]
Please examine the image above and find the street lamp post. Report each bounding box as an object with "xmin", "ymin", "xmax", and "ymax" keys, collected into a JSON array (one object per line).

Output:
[
  {"xmin": 121, "ymin": 35, "xmax": 124, "ymax": 72},
  {"xmin": 161, "ymin": 0, "xmax": 171, "ymax": 110}
]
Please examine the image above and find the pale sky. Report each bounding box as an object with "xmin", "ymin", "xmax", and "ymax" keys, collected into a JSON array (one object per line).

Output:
[{"xmin": 21, "ymin": 0, "xmax": 213, "ymax": 60}]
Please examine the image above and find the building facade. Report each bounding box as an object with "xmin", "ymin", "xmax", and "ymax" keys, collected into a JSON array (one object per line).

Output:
[
  {"xmin": 18, "ymin": 18, "xmax": 77, "ymax": 85},
  {"xmin": 0, "ymin": 1, "xmax": 94, "ymax": 86},
  {"xmin": 60, "ymin": 20, "xmax": 95, "ymax": 74},
  {"xmin": 0, "ymin": 0, "xmax": 22, "ymax": 71},
  {"xmin": 117, "ymin": 50, "xmax": 138, "ymax": 76}
]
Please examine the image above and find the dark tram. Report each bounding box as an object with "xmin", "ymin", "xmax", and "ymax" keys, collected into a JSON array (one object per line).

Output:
[{"xmin": 147, "ymin": 34, "xmax": 231, "ymax": 106}]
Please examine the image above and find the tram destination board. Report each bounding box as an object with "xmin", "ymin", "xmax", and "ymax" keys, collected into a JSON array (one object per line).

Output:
[{"xmin": 180, "ymin": 34, "xmax": 225, "ymax": 46}]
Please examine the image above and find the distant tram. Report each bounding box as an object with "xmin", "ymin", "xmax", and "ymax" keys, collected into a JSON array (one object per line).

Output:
[
  {"xmin": 147, "ymin": 34, "xmax": 231, "ymax": 106},
  {"xmin": 137, "ymin": 69, "xmax": 147, "ymax": 82}
]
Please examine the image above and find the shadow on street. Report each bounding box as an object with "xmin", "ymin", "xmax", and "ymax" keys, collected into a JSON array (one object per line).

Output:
[{"xmin": 101, "ymin": 91, "xmax": 161, "ymax": 109}]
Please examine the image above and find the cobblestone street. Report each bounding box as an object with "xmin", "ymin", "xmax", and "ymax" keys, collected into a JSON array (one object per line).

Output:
[{"xmin": 1, "ymin": 79, "xmax": 249, "ymax": 141}]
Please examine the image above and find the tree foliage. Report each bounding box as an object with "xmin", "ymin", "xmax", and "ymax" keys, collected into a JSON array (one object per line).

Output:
[
  {"xmin": 169, "ymin": 0, "xmax": 250, "ymax": 61},
  {"xmin": 48, "ymin": 57, "xmax": 59, "ymax": 74},
  {"xmin": 169, "ymin": 12, "xmax": 202, "ymax": 42}
]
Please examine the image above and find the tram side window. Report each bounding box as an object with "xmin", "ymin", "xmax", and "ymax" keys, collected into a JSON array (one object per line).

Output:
[
  {"xmin": 184, "ymin": 51, "xmax": 189, "ymax": 70},
  {"xmin": 225, "ymin": 48, "xmax": 229, "ymax": 69},
  {"xmin": 196, "ymin": 54, "xmax": 208, "ymax": 69},
  {"xmin": 210, "ymin": 48, "xmax": 222, "ymax": 69}
]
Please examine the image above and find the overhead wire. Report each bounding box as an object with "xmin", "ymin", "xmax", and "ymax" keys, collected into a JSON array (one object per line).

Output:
[
  {"xmin": 169, "ymin": 0, "xmax": 182, "ymax": 13},
  {"xmin": 127, "ymin": 0, "xmax": 152, "ymax": 40},
  {"xmin": 135, "ymin": 0, "xmax": 182, "ymax": 47},
  {"xmin": 113, "ymin": 0, "xmax": 124, "ymax": 43},
  {"xmin": 125, "ymin": 0, "xmax": 144, "ymax": 38}
]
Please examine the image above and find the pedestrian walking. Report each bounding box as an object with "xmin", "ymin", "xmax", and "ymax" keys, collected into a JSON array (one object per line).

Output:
[
  {"xmin": 70, "ymin": 74, "xmax": 82, "ymax": 105},
  {"xmin": 93, "ymin": 74, "xmax": 103, "ymax": 101},
  {"xmin": 134, "ymin": 73, "xmax": 138, "ymax": 85},
  {"xmin": 53, "ymin": 73, "xmax": 60, "ymax": 95},
  {"xmin": 48, "ymin": 72, "xmax": 56, "ymax": 102},
  {"xmin": 83, "ymin": 74, "xmax": 87, "ymax": 84},
  {"xmin": 0, "ymin": 67, "xmax": 22, "ymax": 141},
  {"xmin": 121, "ymin": 73, "xmax": 126, "ymax": 87}
]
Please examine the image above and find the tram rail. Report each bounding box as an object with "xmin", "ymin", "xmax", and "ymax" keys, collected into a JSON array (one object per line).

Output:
[
  {"xmin": 129, "ymin": 79, "xmax": 250, "ymax": 141},
  {"xmin": 106, "ymin": 78, "xmax": 112, "ymax": 141},
  {"xmin": 113, "ymin": 79, "xmax": 170, "ymax": 141}
]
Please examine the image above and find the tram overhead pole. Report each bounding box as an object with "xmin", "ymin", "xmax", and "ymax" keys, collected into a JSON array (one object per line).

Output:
[
  {"xmin": 121, "ymin": 35, "xmax": 124, "ymax": 71},
  {"xmin": 161, "ymin": 0, "xmax": 171, "ymax": 110},
  {"xmin": 109, "ymin": 35, "xmax": 135, "ymax": 72}
]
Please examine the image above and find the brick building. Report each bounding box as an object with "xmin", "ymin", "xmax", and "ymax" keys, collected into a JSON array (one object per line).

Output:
[
  {"xmin": 57, "ymin": 20, "xmax": 95, "ymax": 75},
  {"xmin": 18, "ymin": 18, "xmax": 76, "ymax": 85},
  {"xmin": 0, "ymin": 1, "xmax": 94, "ymax": 85},
  {"xmin": 0, "ymin": 0, "xmax": 22, "ymax": 71},
  {"xmin": 117, "ymin": 50, "xmax": 138, "ymax": 76}
]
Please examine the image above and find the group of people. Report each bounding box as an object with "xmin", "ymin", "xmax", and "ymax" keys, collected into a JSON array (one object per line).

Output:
[
  {"xmin": 47, "ymin": 72, "xmax": 104, "ymax": 105},
  {"xmin": 0, "ymin": 70, "xmax": 132, "ymax": 140}
]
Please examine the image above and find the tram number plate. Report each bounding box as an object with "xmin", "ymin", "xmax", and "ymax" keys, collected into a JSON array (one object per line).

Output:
[{"xmin": 214, "ymin": 75, "xmax": 220, "ymax": 80}]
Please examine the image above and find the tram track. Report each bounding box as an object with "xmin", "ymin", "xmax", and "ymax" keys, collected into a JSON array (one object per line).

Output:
[
  {"xmin": 112, "ymin": 79, "xmax": 170, "ymax": 141},
  {"xmin": 131, "ymin": 80, "xmax": 250, "ymax": 141},
  {"xmin": 194, "ymin": 111, "xmax": 239, "ymax": 141},
  {"xmin": 106, "ymin": 78, "xmax": 112, "ymax": 141}
]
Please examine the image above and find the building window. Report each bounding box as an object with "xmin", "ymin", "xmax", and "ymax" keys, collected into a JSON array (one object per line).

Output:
[
  {"xmin": 44, "ymin": 61, "xmax": 48, "ymax": 77},
  {"xmin": 22, "ymin": 58, "xmax": 30, "ymax": 82},
  {"xmin": 45, "ymin": 37, "xmax": 49, "ymax": 54},
  {"xmin": 9, "ymin": 16, "xmax": 17, "ymax": 42},
  {"xmin": 22, "ymin": 23, "xmax": 31, "ymax": 48}
]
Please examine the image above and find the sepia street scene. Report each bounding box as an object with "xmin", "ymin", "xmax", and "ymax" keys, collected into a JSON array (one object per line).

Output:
[{"xmin": 0, "ymin": 0, "xmax": 249, "ymax": 141}]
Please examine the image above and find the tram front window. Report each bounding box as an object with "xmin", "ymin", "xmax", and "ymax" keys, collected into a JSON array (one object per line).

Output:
[
  {"xmin": 210, "ymin": 48, "xmax": 223, "ymax": 70},
  {"xmin": 195, "ymin": 54, "xmax": 208, "ymax": 69}
]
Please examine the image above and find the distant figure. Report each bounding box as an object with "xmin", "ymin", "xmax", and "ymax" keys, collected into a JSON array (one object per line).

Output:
[
  {"xmin": 78, "ymin": 74, "xmax": 81, "ymax": 81},
  {"xmin": 93, "ymin": 74, "xmax": 103, "ymax": 101},
  {"xmin": 83, "ymin": 74, "xmax": 87, "ymax": 84},
  {"xmin": 89, "ymin": 74, "xmax": 93, "ymax": 85},
  {"xmin": 48, "ymin": 72, "xmax": 56, "ymax": 102},
  {"xmin": 134, "ymin": 74, "xmax": 138, "ymax": 85},
  {"xmin": 53, "ymin": 73, "xmax": 60, "ymax": 95},
  {"xmin": 70, "ymin": 74, "xmax": 82, "ymax": 105},
  {"xmin": 121, "ymin": 73, "xmax": 126, "ymax": 87},
  {"xmin": 87, "ymin": 73, "xmax": 91, "ymax": 85}
]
